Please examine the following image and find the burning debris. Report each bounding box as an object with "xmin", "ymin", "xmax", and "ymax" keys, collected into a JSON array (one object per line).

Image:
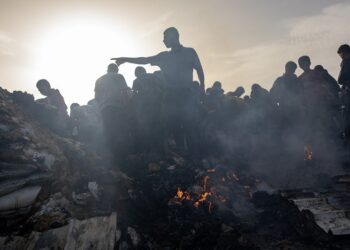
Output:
[{"xmin": 170, "ymin": 168, "xmax": 257, "ymax": 216}]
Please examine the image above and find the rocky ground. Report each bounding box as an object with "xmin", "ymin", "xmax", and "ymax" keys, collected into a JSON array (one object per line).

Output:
[{"xmin": 1, "ymin": 87, "xmax": 350, "ymax": 249}]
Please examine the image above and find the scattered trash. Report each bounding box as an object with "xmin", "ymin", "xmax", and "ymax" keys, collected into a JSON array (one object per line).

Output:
[
  {"xmin": 127, "ymin": 226, "xmax": 140, "ymax": 247},
  {"xmin": 72, "ymin": 192, "xmax": 92, "ymax": 206},
  {"xmin": 0, "ymin": 186, "xmax": 41, "ymax": 217},
  {"xmin": 167, "ymin": 165, "xmax": 176, "ymax": 170},
  {"xmin": 88, "ymin": 181, "xmax": 99, "ymax": 199}
]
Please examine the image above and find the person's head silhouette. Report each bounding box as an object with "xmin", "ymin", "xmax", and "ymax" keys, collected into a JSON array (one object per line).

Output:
[
  {"xmin": 314, "ymin": 65, "xmax": 325, "ymax": 72},
  {"xmin": 285, "ymin": 61, "xmax": 297, "ymax": 75},
  {"xmin": 298, "ymin": 56, "xmax": 311, "ymax": 72},
  {"xmin": 70, "ymin": 103, "xmax": 80, "ymax": 110},
  {"xmin": 135, "ymin": 66, "xmax": 147, "ymax": 78},
  {"xmin": 233, "ymin": 86, "xmax": 245, "ymax": 97},
  {"xmin": 36, "ymin": 79, "xmax": 51, "ymax": 96},
  {"xmin": 163, "ymin": 27, "xmax": 180, "ymax": 49},
  {"xmin": 338, "ymin": 44, "xmax": 350, "ymax": 60},
  {"xmin": 107, "ymin": 63, "xmax": 118, "ymax": 73},
  {"xmin": 251, "ymin": 83, "xmax": 261, "ymax": 92},
  {"xmin": 212, "ymin": 81, "xmax": 222, "ymax": 89}
]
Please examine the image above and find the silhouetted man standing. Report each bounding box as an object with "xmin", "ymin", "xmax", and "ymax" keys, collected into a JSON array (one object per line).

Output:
[
  {"xmin": 338, "ymin": 44, "xmax": 350, "ymax": 89},
  {"xmin": 112, "ymin": 27, "xmax": 205, "ymax": 151},
  {"xmin": 132, "ymin": 66, "xmax": 163, "ymax": 153},
  {"xmin": 270, "ymin": 61, "xmax": 303, "ymax": 111},
  {"xmin": 338, "ymin": 44, "xmax": 350, "ymax": 139},
  {"xmin": 270, "ymin": 61, "xmax": 303, "ymax": 141},
  {"xmin": 206, "ymin": 81, "xmax": 224, "ymax": 112},
  {"xmin": 112, "ymin": 27, "xmax": 204, "ymax": 91},
  {"xmin": 95, "ymin": 63, "xmax": 129, "ymax": 163},
  {"xmin": 314, "ymin": 65, "xmax": 340, "ymax": 117},
  {"xmin": 298, "ymin": 56, "xmax": 325, "ymax": 109}
]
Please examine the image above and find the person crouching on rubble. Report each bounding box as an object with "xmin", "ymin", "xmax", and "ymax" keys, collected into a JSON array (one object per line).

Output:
[
  {"xmin": 36, "ymin": 79, "xmax": 70, "ymax": 136},
  {"xmin": 70, "ymin": 100, "xmax": 103, "ymax": 145}
]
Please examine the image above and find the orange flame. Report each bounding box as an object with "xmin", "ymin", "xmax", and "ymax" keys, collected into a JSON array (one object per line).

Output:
[
  {"xmin": 193, "ymin": 192, "xmax": 212, "ymax": 210},
  {"xmin": 175, "ymin": 188, "xmax": 193, "ymax": 202},
  {"xmin": 177, "ymin": 188, "xmax": 183, "ymax": 199},
  {"xmin": 198, "ymin": 192, "xmax": 211, "ymax": 202},
  {"xmin": 194, "ymin": 201, "xmax": 199, "ymax": 208}
]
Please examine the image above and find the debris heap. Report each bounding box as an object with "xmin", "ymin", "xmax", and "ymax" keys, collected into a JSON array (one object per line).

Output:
[{"xmin": 1, "ymin": 87, "xmax": 350, "ymax": 249}]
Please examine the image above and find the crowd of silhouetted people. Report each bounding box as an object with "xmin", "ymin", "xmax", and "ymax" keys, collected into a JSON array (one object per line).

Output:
[{"xmin": 29, "ymin": 28, "xmax": 350, "ymax": 168}]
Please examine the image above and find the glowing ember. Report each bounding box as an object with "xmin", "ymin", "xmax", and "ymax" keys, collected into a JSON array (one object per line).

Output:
[
  {"xmin": 174, "ymin": 186, "xmax": 213, "ymax": 212},
  {"xmin": 172, "ymin": 168, "xmax": 259, "ymax": 214},
  {"xmin": 198, "ymin": 192, "xmax": 211, "ymax": 203},
  {"xmin": 193, "ymin": 192, "xmax": 212, "ymax": 210},
  {"xmin": 176, "ymin": 188, "xmax": 184, "ymax": 199},
  {"xmin": 194, "ymin": 201, "xmax": 199, "ymax": 208}
]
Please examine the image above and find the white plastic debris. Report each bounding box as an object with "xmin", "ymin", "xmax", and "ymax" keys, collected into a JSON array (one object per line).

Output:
[
  {"xmin": 127, "ymin": 226, "xmax": 140, "ymax": 247},
  {"xmin": 88, "ymin": 182, "xmax": 99, "ymax": 199},
  {"xmin": 0, "ymin": 186, "xmax": 41, "ymax": 212}
]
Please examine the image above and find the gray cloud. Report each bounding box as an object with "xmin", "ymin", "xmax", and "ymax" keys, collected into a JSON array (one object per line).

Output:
[
  {"xmin": 140, "ymin": 11, "xmax": 173, "ymax": 39},
  {"xmin": 215, "ymin": 2, "xmax": 350, "ymax": 92},
  {"xmin": 0, "ymin": 31, "xmax": 15, "ymax": 56}
]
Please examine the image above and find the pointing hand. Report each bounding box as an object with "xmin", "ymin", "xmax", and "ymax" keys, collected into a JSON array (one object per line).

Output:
[{"xmin": 111, "ymin": 57, "xmax": 126, "ymax": 66}]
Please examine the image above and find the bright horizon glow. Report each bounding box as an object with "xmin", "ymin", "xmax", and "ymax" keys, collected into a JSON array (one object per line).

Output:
[
  {"xmin": 31, "ymin": 17, "xmax": 142, "ymax": 107},
  {"xmin": 1, "ymin": 1, "xmax": 348, "ymax": 107}
]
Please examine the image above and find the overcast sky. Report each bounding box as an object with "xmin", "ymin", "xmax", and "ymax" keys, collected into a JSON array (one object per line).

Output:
[{"xmin": 0, "ymin": 0, "xmax": 349, "ymax": 106}]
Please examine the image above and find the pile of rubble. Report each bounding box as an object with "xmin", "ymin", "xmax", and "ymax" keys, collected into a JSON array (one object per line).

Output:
[
  {"xmin": 1, "ymin": 87, "xmax": 350, "ymax": 249},
  {"xmin": 0, "ymin": 88, "xmax": 127, "ymax": 243}
]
